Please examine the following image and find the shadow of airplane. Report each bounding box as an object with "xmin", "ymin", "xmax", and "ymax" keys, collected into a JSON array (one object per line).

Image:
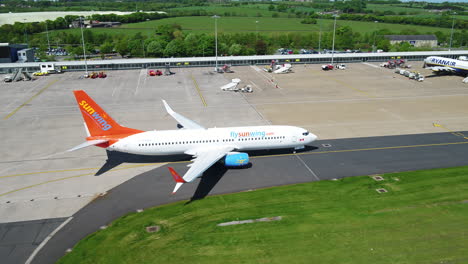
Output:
[
  {"xmin": 95, "ymin": 150, "xmax": 190, "ymax": 176},
  {"xmin": 96, "ymin": 146, "xmax": 318, "ymax": 176},
  {"xmin": 95, "ymin": 145, "xmax": 319, "ymax": 201},
  {"xmin": 186, "ymin": 162, "xmax": 229, "ymax": 204}
]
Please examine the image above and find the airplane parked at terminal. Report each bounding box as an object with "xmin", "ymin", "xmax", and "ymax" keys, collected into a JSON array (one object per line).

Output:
[
  {"xmin": 273, "ymin": 63, "xmax": 293, "ymax": 74},
  {"xmin": 69, "ymin": 90, "xmax": 317, "ymax": 194},
  {"xmin": 423, "ymin": 56, "xmax": 468, "ymax": 83}
]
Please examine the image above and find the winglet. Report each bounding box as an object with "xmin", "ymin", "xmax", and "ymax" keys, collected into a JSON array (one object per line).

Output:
[
  {"xmin": 161, "ymin": 100, "xmax": 205, "ymax": 130},
  {"xmin": 168, "ymin": 167, "xmax": 186, "ymax": 194}
]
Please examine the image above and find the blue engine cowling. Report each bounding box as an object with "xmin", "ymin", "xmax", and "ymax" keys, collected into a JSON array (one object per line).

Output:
[{"xmin": 224, "ymin": 153, "xmax": 249, "ymax": 167}]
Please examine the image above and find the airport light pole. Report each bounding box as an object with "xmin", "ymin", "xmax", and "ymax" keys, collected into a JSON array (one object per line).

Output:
[
  {"xmin": 318, "ymin": 18, "xmax": 322, "ymax": 53},
  {"xmin": 23, "ymin": 19, "xmax": 28, "ymax": 45},
  {"xmin": 255, "ymin": 20, "xmax": 259, "ymax": 42},
  {"xmin": 331, "ymin": 14, "xmax": 337, "ymax": 65},
  {"xmin": 449, "ymin": 14, "xmax": 456, "ymax": 51},
  {"xmin": 80, "ymin": 18, "xmax": 88, "ymax": 76},
  {"xmin": 212, "ymin": 15, "xmax": 220, "ymax": 72},
  {"xmin": 45, "ymin": 22, "xmax": 51, "ymax": 52},
  {"xmin": 372, "ymin": 21, "xmax": 378, "ymax": 53}
]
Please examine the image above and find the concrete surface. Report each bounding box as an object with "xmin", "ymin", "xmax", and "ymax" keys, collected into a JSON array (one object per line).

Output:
[{"xmin": 1, "ymin": 62, "xmax": 467, "ymax": 263}]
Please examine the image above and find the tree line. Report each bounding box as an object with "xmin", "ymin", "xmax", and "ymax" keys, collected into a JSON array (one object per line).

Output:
[{"xmin": 34, "ymin": 23, "xmax": 466, "ymax": 61}]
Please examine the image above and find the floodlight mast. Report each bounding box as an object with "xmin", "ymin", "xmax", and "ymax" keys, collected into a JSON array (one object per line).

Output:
[
  {"xmin": 255, "ymin": 20, "xmax": 259, "ymax": 42},
  {"xmin": 45, "ymin": 23, "xmax": 50, "ymax": 52},
  {"xmin": 449, "ymin": 14, "xmax": 456, "ymax": 51},
  {"xmin": 213, "ymin": 15, "xmax": 220, "ymax": 72},
  {"xmin": 80, "ymin": 17, "xmax": 88, "ymax": 76},
  {"xmin": 331, "ymin": 14, "xmax": 337, "ymax": 65}
]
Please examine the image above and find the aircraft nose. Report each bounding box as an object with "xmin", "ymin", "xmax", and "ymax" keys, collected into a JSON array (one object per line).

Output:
[{"xmin": 309, "ymin": 133, "xmax": 318, "ymax": 143}]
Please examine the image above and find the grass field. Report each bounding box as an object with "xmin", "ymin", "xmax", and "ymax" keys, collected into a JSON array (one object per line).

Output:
[
  {"xmin": 365, "ymin": 4, "xmax": 468, "ymax": 20},
  {"xmin": 58, "ymin": 166, "xmax": 468, "ymax": 264},
  {"xmin": 49, "ymin": 16, "xmax": 456, "ymax": 39},
  {"xmin": 169, "ymin": 5, "xmax": 283, "ymax": 18},
  {"xmin": 366, "ymin": 3, "xmax": 428, "ymax": 15}
]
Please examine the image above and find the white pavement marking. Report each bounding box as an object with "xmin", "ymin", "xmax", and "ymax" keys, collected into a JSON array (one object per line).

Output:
[
  {"xmin": 134, "ymin": 69, "xmax": 146, "ymax": 95},
  {"xmin": 362, "ymin": 62, "xmax": 380, "ymax": 69},
  {"xmin": 249, "ymin": 80, "xmax": 262, "ymax": 91},
  {"xmin": 240, "ymin": 93, "xmax": 271, "ymax": 125},
  {"xmin": 249, "ymin": 65, "xmax": 279, "ymax": 89},
  {"xmin": 250, "ymin": 65, "xmax": 261, "ymax": 72},
  {"xmin": 379, "ymin": 108, "xmax": 405, "ymax": 121},
  {"xmin": 25, "ymin": 216, "xmax": 73, "ymax": 264},
  {"xmin": 295, "ymin": 155, "xmax": 320, "ymax": 181},
  {"xmin": 111, "ymin": 85, "xmax": 118, "ymax": 97}
]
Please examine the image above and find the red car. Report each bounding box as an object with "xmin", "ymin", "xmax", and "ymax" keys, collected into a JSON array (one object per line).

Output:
[
  {"xmin": 321, "ymin": 64, "xmax": 334, "ymax": 71},
  {"xmin": 149, "ymin": 70, "xmax": 156, "ymax": 76}
]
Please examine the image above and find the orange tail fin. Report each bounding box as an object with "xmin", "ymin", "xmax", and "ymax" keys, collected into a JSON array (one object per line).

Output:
[{"xmin": 73, "ymin": 90, "xmax": 142, "ymax": 137}]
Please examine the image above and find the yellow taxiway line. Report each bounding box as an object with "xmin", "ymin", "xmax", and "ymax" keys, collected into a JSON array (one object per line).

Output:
[
  {"xmin": 2, "ymin": 140, "xmax": 468, "ymax": 197},
  {"xmin": 433, "ymin": 123, "xmax": 468, "ymax": 140},
  {"xmin": 0, "ymin": 163, "xmax": 167, "ymax": 197},
  {"xmin": 3, "ymin": 79, "xmax": 59, "ymax": 120},
  {"xmin": 191, "ymin": 74, "xmax": 207, "ymax": 107}
]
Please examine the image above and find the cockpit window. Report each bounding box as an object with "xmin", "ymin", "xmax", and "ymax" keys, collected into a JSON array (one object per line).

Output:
[{"xmin": 302, "ymin": 132, "xmax": 309, "ymax": 136}]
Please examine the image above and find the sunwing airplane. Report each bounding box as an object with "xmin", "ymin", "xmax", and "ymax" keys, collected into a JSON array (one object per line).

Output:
[
  {"xmin": 69, "ymin": 90, "xmax": 318, "ymax": 194},
  {"xmin": 423, "ymin": 56, "xmax": 468, "ymax": 80}
]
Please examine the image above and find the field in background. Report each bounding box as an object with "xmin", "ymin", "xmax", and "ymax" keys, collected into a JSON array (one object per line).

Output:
[
  {"xmin": 169, "ymin": 4, "xmax": 282, "ymax": 18},
  {"xmin": 0, "ymin": 11, "xmax": 135, "ymax": 26},
  {"xmin": 50, "ymin": 16, "xmax": 455, "ymax": 39},
  {"xmin": 58, "ymin": 166, "xmax": 468, "ymax": 264}
]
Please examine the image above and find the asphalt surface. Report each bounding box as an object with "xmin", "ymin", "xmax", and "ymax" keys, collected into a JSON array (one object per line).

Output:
[
  {"xmin": 22, "ymin": 131, "xmax": 468, "ymax": 263},
  {"xmin": 0, "ymin": 218, "xmax": 67, "ymax": 264}
]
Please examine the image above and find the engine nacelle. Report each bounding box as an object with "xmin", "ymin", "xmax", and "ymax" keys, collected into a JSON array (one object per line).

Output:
[{"xmin": 224, "ymin": 152, "xmax": 249, "ymax": 167}]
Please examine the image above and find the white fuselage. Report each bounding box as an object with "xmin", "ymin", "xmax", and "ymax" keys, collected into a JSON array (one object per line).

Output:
[
  {"xmin": 424, "ymin": 56, "xmax": 468, "ymax": 75},
  {"xmin": 108, "ymin": 125, "xmax": 317, "ymax": 155}
]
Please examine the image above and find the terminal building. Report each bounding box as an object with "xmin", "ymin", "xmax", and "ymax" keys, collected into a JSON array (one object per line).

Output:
[
  {"xmin": 1, "ymin": 50, "xmax": 467, "ymax": 74},
  {"xmin": 0, "ymin": 43, "xmax": 31, "ymax": 63},
  {"xmin": 384, "ymin": 35, "xmax": 438, "ymax": 48}
]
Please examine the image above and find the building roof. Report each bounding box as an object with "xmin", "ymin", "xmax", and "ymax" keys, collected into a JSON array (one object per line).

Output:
[
  {"xmin": 2, "ymin": 50, "xmax": 468, "ymax": 68},
  {"xmin": 384, "ymin": 35, "xmax": 438, "ymax": 41}
]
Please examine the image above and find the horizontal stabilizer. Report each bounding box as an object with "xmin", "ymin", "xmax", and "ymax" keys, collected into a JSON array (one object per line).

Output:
[
  {"xmin": 67, "ymin": 139, "xmax": 108, "ymax": 152},
  {"xmin": 168, "ymin": 167, "xmax": 186, "ymax": 194}
]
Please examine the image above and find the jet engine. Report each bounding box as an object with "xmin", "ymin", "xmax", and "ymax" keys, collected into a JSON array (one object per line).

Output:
[{"xmin": 224, "ymin": 152, "xmax": 249, "ymax": 167}]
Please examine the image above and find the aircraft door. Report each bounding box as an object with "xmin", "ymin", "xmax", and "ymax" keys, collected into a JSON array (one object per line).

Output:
[{"xmin": 292, "ymin": 136, "xmax": 297, "ymax": 142}]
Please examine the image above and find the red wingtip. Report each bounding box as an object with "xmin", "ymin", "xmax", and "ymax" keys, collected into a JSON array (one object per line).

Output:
[{"xmin": 168, "ymin": 167, "xmax": 185, "ymax": 183}]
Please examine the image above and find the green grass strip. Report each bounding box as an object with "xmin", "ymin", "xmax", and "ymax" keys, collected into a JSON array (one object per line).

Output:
[{"xmin": 58, "ymin": 165, "xmax": 468, "ymax": 264}]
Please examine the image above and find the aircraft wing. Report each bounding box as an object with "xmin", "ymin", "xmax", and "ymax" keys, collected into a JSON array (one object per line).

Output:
[
  {"xmin": 169, "ymin": 146, "xmax": 235, "ymax": 193},
  {"xmin": 162, "ymin": 100, "xmax": 205, "ymax": 129},
  {"xmin": 427, "ymin": 66, "xmax": 456, "ymax": 72}
]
